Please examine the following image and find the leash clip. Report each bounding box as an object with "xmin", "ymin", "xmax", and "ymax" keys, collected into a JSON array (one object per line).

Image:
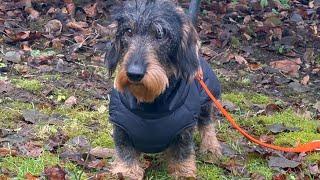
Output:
[{"xmin": 196, "ymin": 67, "xmax": 203, "ymax": 80}]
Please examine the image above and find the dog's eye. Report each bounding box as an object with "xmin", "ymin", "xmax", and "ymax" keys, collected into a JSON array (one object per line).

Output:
[
  {"xmin": 125, "ymin": 28, "xmax": 133, "ymax": 37},
  {"xmin": 156, "ymin": 28, "xmax": 165, "ymax": 40}
]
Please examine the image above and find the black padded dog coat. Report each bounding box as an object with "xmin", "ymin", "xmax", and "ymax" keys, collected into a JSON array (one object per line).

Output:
[{"xmin": 109, "ymin": 58, "xmax": 221, "ymax": 153}]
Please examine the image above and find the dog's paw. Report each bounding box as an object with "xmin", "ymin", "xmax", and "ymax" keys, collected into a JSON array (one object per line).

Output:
[
  {"xmin": 110, "ymin": 160, "xmax": 144, "ymax": 180},
  {"xmin": 199, "ymin": 140, "xmax": 222, "ymax": 156},
  {"xmin": 168, "ymin": 155, "xmax": 196, "ymax": 179}
]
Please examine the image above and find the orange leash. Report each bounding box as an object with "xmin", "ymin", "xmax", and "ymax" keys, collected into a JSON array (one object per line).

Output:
[{"xmin": 197, "ymin": 77, "xmax": 320, "ymax": 153}]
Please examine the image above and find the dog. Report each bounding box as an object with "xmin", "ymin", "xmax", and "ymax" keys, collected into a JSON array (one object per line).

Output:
[{"xmin": 105, "ymin": 0, "xmax": 221, "ymax": 179}]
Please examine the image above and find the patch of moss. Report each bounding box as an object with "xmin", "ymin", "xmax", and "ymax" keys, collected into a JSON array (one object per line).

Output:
[
  {"xmin": 239, "ymin": 109, "xmax": 320, "ymax": 136},
  {"xmin": 42, "ymin": 103, "xmax": 110, "ymax": 143},
  {"xmin": 0, "ymin": 152, "xmax": 59, "ymax": 178},
  {"xmin": 63, "ymin": 162, "xmax": 88, "ymax": 180},
  {"xmin": 230, "ymin": 36, "xmax": 240, "ymax": 49},
  {"xmin": 62, "ymin": 118, "xmax": 92, "ymax": 138},
  {"xmin": 12, "ymin": 79, "xmax": 43, "ymax": 92},
  {"xmin": 222, "ymin": 92, "xmax": 270, "ymax": 108},
  {"xmin": 219, "ymin": 77, "xmax": 253, "ymax": 93},
  {"xmin": 315, "ymin": 54, "xmax": 320, "ymax": 64},
  {"xmin": 250, "ymin": 93, "xmax": 270, "ymax": 104},
  {"xmin": 40, "ymin": 74, "xmax": 62, "ymax": 81},
  {"xmin": 91, "ymin": 131, "xmax": 114, "ymax": 148},
  {"xmin": 246, "ymin": 154, "xmax": 273, "ymax": 179},
  {"xmin": 256, "ymin": 109, "xmax": 318, "ymax": 133},
  {"xmin": 305, "ymin": 152, "xmax": 320, "ymax": 164},
  {"xmin": 222, "ymin": 92, "xmax": 246, "ymax": 107},
  {"xmin": 274, "ymin": 132, "xmax": 320, "ymax": 146},
  {"xmin": 0, "ymin": 101, "xmax": 33, "ymax": 128},
  {"xmin": 6, "ymin": 101, "xmax": 34, "ymax": 110},
  {"xmin": 240, "ymin": 77, "xmax": 251, "ymax": 86},
  {"xmin": 52, "ymin": 89, "xmax": 73, "ymax": 102},
  {"xmin": 216, "ymin": 122, "xmax": 241, "ymax": 143},
  {"xmin": 0, "ymin": 108, "xmax": 21, "ymax": 129},
  {"xmin": 30, "ymin": 50, "xmax": 56, "ymax": 58},
  {"xmin": 197, "ymin": 163, "xmax": 226, "ymax": 179},
  {"xmin": 35, "ymin": 124, "xmax": 59, "ymax": 140}
]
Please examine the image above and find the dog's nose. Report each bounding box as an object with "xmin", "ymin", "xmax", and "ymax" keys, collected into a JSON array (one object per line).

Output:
[{"xmin": 127, "ymin": 65, "xmax": 145, "ymax": 82}]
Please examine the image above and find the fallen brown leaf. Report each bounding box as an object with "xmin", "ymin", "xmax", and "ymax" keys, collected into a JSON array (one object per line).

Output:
[
  {"xmin": 52, "ymin": 38, "xmax": 63, "ymax": 50},
  {"xmin": 44, "ymin": 165, "xmax": 67, "ymax": 180},
  {"xmin": 234, "ymin": 55, "xmax": 248, "ymax": 64},
  {"xmin": 268, "ymin": 156, "xmax": 300, "ymax": 168},
  {"xmin": 300, "ymin": 75, "xmax": 310, "ymax": 85},
  {"xmin": 201, "ymin": 46, "xmax": 217, "ymax": 57},
  {"xmin": 89, "ymin": 147, "xmax": 114, "ymax": 158},
  {"xmin": 270, "ymin": 59, "xmax": 300, "ymax": 76},
  {"xmin": 272, "ymin": 173, "xmax": 286, "ymax": 180},
  {"xmin": 45, "ymin": 20, "xmax": 62, "ymax": 37},
  {"xmin": 87, "ymin": 159, "xmax": 106, "ymax": 169},
  {"xmin": 5, "ymin": 31, "xmax": 42, "ymax": 43},
  {"xmin": 25, "ymin": 7, "xmax": 40, "ymax": 20},
  {"xmin": 21, "ymin": 43, "xmax": 32, "ymax": 51},
  {"xmin": 74, "ymin": 35, "xmax": 86, "ymax": 44},
  {"xmin": 0, "ymin": 80, "xmax": 14, "ymax": 94},
  {"xmin": 0, "ymin": 174, "xmax": 10, "ymax": 180},
  {"xmin": 65, "ymin": 2, "xmax": 75, "ymax": 15},
  {"xmin": 66, "ymin": 21, "xmax": 89, "ymax": 31},
  {"xmin": 84, "ymin": 3, "xmax": 98, "ymax": 17},
  {"xmin": 90, "ymin": 172, "xmax": 116, "ymax": 180},
  {"xmin": 45, "ymin": 129, "xmax": 69, "ymax": 152},
  {"xmin": 25, "ymin": 173, "xmax": 39, "ymax": 180},
  {"xmin": 259, "ymin": 135, "xmax": 275, "ymax": 144},
  {"xmin": 248, "ymin": 62, "xmax": 262, "ymax": 71},
  {"xmin": 64, "ymin": 96, "xmax": 77, "ymax": 107},
  {"xmin": 20, "ymin": 141, "xmax": 43, "ymax": 157},
  {"xmin": 0, "ymin": 147, "xmax": 18, "ymax": 157},
  {"xmin": 243, "ymin": 15, "xmax": 251, "ymax": 24},
  {"xmin": 265, "ymin": 103, "xmax": 281, "ymax": 115}
]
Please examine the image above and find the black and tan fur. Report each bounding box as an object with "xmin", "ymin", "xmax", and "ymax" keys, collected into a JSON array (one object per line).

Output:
[{"xmin": 105, "ymin": 0, "xmax": 221, "ymax": 179}]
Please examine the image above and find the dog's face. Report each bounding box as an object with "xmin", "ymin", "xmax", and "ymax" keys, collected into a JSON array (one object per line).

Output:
[{"xmin": 106, "ymin": 0, "xmax": 200, "ymax": 102}]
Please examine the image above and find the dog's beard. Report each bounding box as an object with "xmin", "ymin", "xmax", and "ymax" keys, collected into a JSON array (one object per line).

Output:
[{"xmin": 115, "ymin": 62, "xmax": 169, "ymax": 103}]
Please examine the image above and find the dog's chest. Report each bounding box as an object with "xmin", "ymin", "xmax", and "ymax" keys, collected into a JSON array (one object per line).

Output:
[{"xmin": 109, "ymin": 80, "xmax": 201, "ymax": 153}]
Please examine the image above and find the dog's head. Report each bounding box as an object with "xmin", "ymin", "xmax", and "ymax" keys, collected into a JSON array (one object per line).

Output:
[{"xmin": 105, "ymin": 0, "xmax": 200, "ymax": 102}]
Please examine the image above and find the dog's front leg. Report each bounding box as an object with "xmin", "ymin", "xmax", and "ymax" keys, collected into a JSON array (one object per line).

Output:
[
  {"xmin": 111, "ymin": 125, "xmax": 144, "ymax": 180},
  {"xmin": 198, "ymin": 104, "xmax": 222, "ymax": 162},
  {"xmin": 166, "ymin": 127, "xmax": 196, "ymax": 179}
]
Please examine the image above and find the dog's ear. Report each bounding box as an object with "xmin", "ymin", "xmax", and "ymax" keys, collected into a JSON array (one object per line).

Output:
[
  {"xmin": 105, "ymin": 37, "xmax": 121, "ymax": 76},
  {"xmin": 176, "ymin": 21, "xmax": 200, "ymax": 80}
]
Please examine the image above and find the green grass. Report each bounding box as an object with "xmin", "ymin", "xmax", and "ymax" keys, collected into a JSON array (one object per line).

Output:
[
  {"xmin": 0, "ymin": 152, "xmax": 90, "ymax": 179},
  {"xmin": 222, "ymin": 92, "xmax": 270, "ymax": 111},
  {"xmin": 246, "ymin": 154, "xmax": 273, "ymax": 179},
  {"xmin": 31, "ymin": 49, "xmax": 56, "ymax": 58},
  {"xmin": 197, "ymin": 163, "xmax": 226, "ymax": 179},
  {"xmin": 275, "ymin": 131, "xmax": 320, "ymax": 146},
  {"xmin": 12, "ymin": 79, "xmax": 43, "ymax": 92},
  {"xmin": 0, "ymin": 101, "xmax": 33, "ymax": 128},
  {"xmin": 145, "ymin": 165, "xmax": 171, "ymax": 180},
  {"xmin": 91, "ymin": 131, "xmax": 114, "ymax": 148},
  {"xmin": 52, "ymin": 89, "xmax": 73, "ymax": 102},
  {"xmin": 0, "ymin": 152, "xmax": 59, "ymax": 178},
  {"xmin": 306, "ymin": 152, "xmax": 320, "ymax": 164}
]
